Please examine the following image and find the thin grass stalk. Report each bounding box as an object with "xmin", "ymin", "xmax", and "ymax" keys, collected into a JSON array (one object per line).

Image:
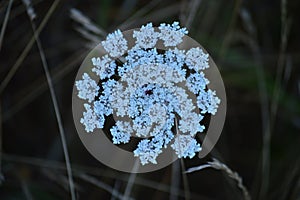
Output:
[
  {"xmin": 42, "ymin": 169, "xmax": 75, "ymax": 192},
  {"xmin": 219, "ymin": 0, "xmax": 242, "ymax": 57},
  {"xmin": 186, "ymin": 158, "xmax": 251, "ymax": 200},
  {"xmin": 180, "ymin": 159, "xmax": 190, "ymax": 200},
  {"xmin": 123, "ymin": 159, "xmax": 139, "ymax": 200},
  {"xmin": 170, "ymin": 117, "xmax": 181, "ymax": 200},
  {"xmin": 0, "ymin": 0, "xmax": 13, "ymax": 52},
  {"xmin": 270, "ymin": 0, "xmax": 291, "ymax": 126},
  {"xmin": 23, "ymin": 1, "xmax": 76, "ymax": 199},
  {"xmin": 20, "ymin": 179, "xmax": 34, "ymax": 200},
  {"xmin": 29, "ymin": 20, "xmax": 77, "ymax": 200},
  {"xmin": 171, "ymin": 117, "xmax": 191, "ymax": 200},
  {"xmin": 170, "ymin": 160, "xmax": 180, "ymax": 200},
  {"xmin": 70, "ymin": 8, "xmax": 107, "ymax": 37},
  {"xmin": 79, "ymin": 173, "xmax": 133, "ymax": 200},
  {"xmin": 111, "ymin": 180, "xmax": 121, "ymax": 200},
  {"xmin": 185, "ymin": 0, "xmax": 202, "ymax": 29}
]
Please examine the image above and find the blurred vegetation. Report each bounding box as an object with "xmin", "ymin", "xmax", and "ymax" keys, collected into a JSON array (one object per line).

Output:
[{"xmin": 0, "ymin": 0, "xmax": 299, "ymax": 199}]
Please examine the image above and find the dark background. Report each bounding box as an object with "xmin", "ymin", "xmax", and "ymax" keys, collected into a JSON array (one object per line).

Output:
[{"xmin": 0, "ymin": 0, "xmax": 299, "ymax": 199}]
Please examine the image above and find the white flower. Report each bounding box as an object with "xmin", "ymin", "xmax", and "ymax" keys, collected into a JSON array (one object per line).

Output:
[
  {"xmin": 133, "ymin": 23, "xmax": 159, "ymax": 49},
  {"xmin": 127, "ymin": 84, "xmax": 179, "ymax": 137},
  {"xmin": 197, "ymin": 89, "xmax": 221, "ymax": 115},
  {"xmin": 101, "ymin": 29, "xmax": 128, "ymax": 57},
  {"xmin": 75, "ymin": 73, "xmax": 99, "ymax": 103},
  {"xmin": 185, "ymin": 47, "xmax": 209, "ymax": 71},
  {"xmin": 80, "ymin": 104, "xmax": 103, "ymax": 132},
  {"xmin": 186, "ymin": 72, "xmax": 210, "ymax": 94},
  {"xmin": 164, "ymin": 48, "xmax": 186, "ymax": 76},
  {"xmin": 94, "ymin": 98, "xmax": 112, "ymax": 116},
  {"xmin": 148, "ymin": 103, "xmax": 167, "ymax": 124},
  {"xmin": 134, "ymin": 139, "xmax": 162, "ymax": 165},
  {"xmin": 110, "ymin": 121, "xmax": 132, "ymax": 144},
  {"xmin": 109, "ymin": 82, "xmax": 130, "ymax": 117},
  {"xmin": 179, "ymin": 112, "xmax": 205, "ymax": 136},
  {"xmin": 75, "ymin": 21, "xmax": 222, "ymax": 165},
  {"xmin": 133, "ymin": 123, "xmax": 152, "ymax": 138},
  {"xmin": 173, "ymin": 87, "xmax": 195, "ymax": 115},
  {"xmin": 155, "ymin": 128, "xmax": 174, "ymax": 148},
  {"xmin": 91, "ymin": 55, "xmax": 116, "ymax": 79},
  {"xmin": 171, "ymin": 135, "xmax": 201, "ymax": 158},
  {"xmin": 158, "ymin": 21, "xmax": 188, "ymax": 47}
]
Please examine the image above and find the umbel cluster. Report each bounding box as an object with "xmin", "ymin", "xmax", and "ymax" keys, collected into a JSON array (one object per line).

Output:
[{"xmin": 75, "ymin": 22, "xmax": 220, "ymax": 165}]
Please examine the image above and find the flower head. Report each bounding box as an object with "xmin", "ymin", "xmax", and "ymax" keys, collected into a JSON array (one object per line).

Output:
[
  {"xmin": 133, "ymin": 23, "xmax": 160, "ymax": 49},
  {"xmin": 101, "ymin": 30, "xmax": 128, "ymax": 57},
  {"xmin": 186, "ymin": 72, "xmax": 210, "ymax": 94},
  {"xmin": 186, "ymin": 47, "xmax": 209, "ymax": 71},
  {"xmin": 75, "ymin": 22, "xmax": 221, "ymax": 165},
  {"xmin": 134, "ymin": 139, "xmax": 162, "ymax": 165},
  {"xmin": 158, "ymin": 21, "xmax": 188, "ymax": 47},
  {"xmin": 75, "ymin": 73, "xmax": 99, "ymax": 103},
  {"xmin": 110, "ymin": 121, "xmax": 132, "ymax": 144},
  {"xmin": 80, "ymin": 104, "xmax": 103, "ymax": 132},
  {"xmin": 92, "ymin": 55, "xmax": 116, "ymax": 79},
  {"xmin": 197, "ymin": 89, "xmax": 221, "ymax": 115},
  {"xmin": 171, "ymin": 135, "xmax": 201, "ymax": 158}
]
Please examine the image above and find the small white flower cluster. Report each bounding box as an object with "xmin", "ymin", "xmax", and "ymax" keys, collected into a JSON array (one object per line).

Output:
[
  {"xmin": 132, "ymin": 21, "xmax": 188, "ymax": 49},
  {"xmin": 197, "ymin": 89, "xmax": 221, "ymax": 115},
  {"xmin": 171, "ymin": 135, "xmax": 201, "ymax": 158},
  {"xmin": 133, "ymin": 23, "xmax": 159, "ymax": 49},
  {"xmin": 186, "ymin": 72, "xmax": 209, "ymax": 94},
  {"xmin": 91, "ymin": 55, "xmax": 116, "ymax": 79},
  {"xmin": 75, "ymin": 22, "xmax": 221, "ymax": 165},
  {"xmin": 80, "ymin": 104, "xmax": 103, "ymax": 132},
  {"xmin": 133, "ymin": 139, "xmax": 162, "ymax": 165},
  {"xmin": 75, "ymin": 73, "xmax": 99, "ymax": 103},
  {"xmin": 158, "ymin": 21, "xmax": 188, "ymax": 47},
  {"xmin": 186, "ymin": 47, "xmax": 209, "ymax": 71},
  {"xmin": 101, "ymin": 30, "xmax": 128, "ymax": 57},
  {"xmin": 110, "ymin": 121, "xmax": 132, "ymax": 144}
]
